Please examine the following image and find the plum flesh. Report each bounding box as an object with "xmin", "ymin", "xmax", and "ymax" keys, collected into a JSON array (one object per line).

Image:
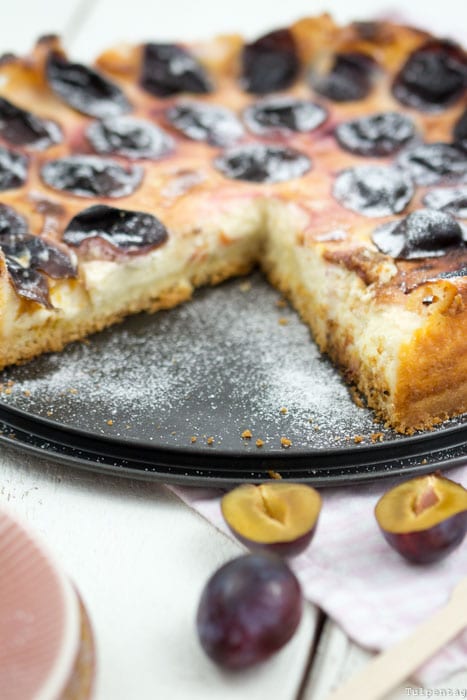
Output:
[
  {"xmin": 221, "ymin": 483, "xmax": 321, "ymax": 557},
  {"xmin": 375, "ymin": 474, "xmax": 467, "ymax": 564}
]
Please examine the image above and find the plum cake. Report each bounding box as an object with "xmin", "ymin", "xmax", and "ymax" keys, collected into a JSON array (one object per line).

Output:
[{"xmin": 0, "ymin": 15, "xmax": 466, "ymax": 433}]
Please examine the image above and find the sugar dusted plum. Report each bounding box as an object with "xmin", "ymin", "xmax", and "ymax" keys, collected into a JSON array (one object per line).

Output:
[
  {"xmin": 0, "ymin": 96, "xmax": 61, "ymax": 149},
  {"xmin": 375, "ymin": 474, "xmax": 467, "ymax": 564},
  {"xmin": 63, "ymin": 204, "xmax": 168, "ymax": 254},
  {"xmin": 166, "ymin": 101, "xmax": 243, "ymax": 146},
  {"xmin": 243, "ymin": 97, "xmax": 327, "ymax": 135},
  {"xmin": 333, "ymin": 165, "xmax": 414, "ymax": 217},
  {"xmin": 41, "ymin": 156, "xmax": 143, "ymax": 198},
  {"xmin": 372, "ymin": 209, "xmax": 465, "ymax": 260},
  {"xmin": 423, "ymin": 187, "xmax": 467, "ymax": 219},
  {"xmin": 46, "ymin": 51, "xmax": 131, "ymax": 118},
  {"xmin": 196, "ymin": 553, "xmax": 302, "ymax": 669},
  {"xmin": 215, "ymin": 144, "xmax": 311, "ymax": 183},
  {"xmin": 397, "ymin": 143, "xmax": 467, "ymax": 186},
  {"xmin": 335, "ymin": 112, "xmax": 415, "ymax": 157},
  {"xmin": 221, "ymin": 483, "xmax": 321, "ymax": 557},
  {"xmin": 86, "ymin": 116, "xmax": 174, "ymax": 160},
  {"xmin": 0, "ymin": 146, "xmax": 28, "ymax": 191}
]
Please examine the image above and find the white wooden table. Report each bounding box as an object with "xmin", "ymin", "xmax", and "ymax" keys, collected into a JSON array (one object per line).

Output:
[{"xmin": 1, "ymin": 2, "xmax": 467, "ymax": 697}]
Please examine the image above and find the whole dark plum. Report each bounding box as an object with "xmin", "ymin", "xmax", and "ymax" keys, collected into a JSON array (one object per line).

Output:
[
  {"xmin": 0, "ymin": 96, "xmax": 61, "ymax": 149},
  {"xmin": 242, "ymin": 29, "xmax": 299, "ymax": 94},
  {"xmin": 46, "ymin": 51, "xmax": 131, "ymax": 118},
  {"xmin": 196, "ymin": 553, "xmax": 303, "ymax": 669},
  {"xmin": 393, "ymin": 41, "xmax": 467, "ymax": 111}
]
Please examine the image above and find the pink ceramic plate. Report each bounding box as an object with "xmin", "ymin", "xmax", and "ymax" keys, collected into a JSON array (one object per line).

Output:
[{"xmin": 0, "ymin": 509, "xmax": 94, "ymax": 700}]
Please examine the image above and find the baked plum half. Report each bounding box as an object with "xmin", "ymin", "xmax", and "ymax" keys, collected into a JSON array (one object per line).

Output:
[
  {"xmin": 242, "ymin": 29, "xmax": 299, "ymax": 94},
  {"xmin": 221, "ymin": 483, "xmax": 321, "ymax": 557},
  {"xmin": 375, "ymin": 474, "xmax": 467, "ymax": 564}
]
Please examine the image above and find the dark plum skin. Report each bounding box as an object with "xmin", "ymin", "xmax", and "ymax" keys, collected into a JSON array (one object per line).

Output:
[
  {"xmin": 393, "ymin": 40, "xmax": 467, "ymax": 111},
  {"xmin": 375, "ymin": 474, "xmax": 467, "ymax": 564},
  {"xmin": 46, "ymin": 51, "xmax": 131, "ymax": 118},
  {"xmin": 0, "ymin": 202, "xmax": 28, "ymax": 242},
  {"xmin": 243, "ymin": 97, "xmax": 327, "ymax": 135},
  {"xmin": 86, "ymin": 116, "xmax": 174, "ymax": 160},
  {"xmin": 0, "ymin": 146, "xmax": 28, "ymax": 191},
  {"xmin": 196, "ymin": 553, "xmax": 303, "ymax": 669},
  {"xmin": 397, "ymin": 143, "xmax": 467, "ymax": 186},
  {"xmin": 141, "ymin": 43, "xmax": 212, "ymax": 97},
  {"xmin": 215, "ymin": 144, "xmax": 311, "ymax": 184},
  {"xmin": 230, "ymin": 528, "xmax": 317, "ymax": 559},
  {"xmin": 333, "ymin": 165, "xmax": 414, "ymax": 217},
  {"xmin": 41, "ymin": 156, "xmax": 143, "ymax": 198},
  {"xmin": 335, "ymin": 112, "xmax": 416, "ymax": 157},
  {"xmin": 311, "ymin": 52, "xmax": 376, "ymax": 102},
  {"xmin": 3, "ymin": 258, "xmax": 52, "ymax": 307},
  {"xmin": 0, "ymin": 96, "xmax": 62, "ymax": 149},
  {"xmin": 423, "ymin": 187, "xmax": 467, "ymax": 219},
  {"xmin": 1, "ymin": 235, "xmax": 77, "ymax": 278},
  {"xmin": 62, "ymin": 204, "xmax": 168, "ymax": 254},
  {"xmin": 454, "ymin": 109, "xmax": 467, "ymax": 151},
  {"xmin": 0, "ymin": 203, "xmax": 77, "ymax": 306},
  {"xmin": 372, "ymin": 209, "xmax": 465, "ymax": 260},
  {"xmin": 166, "ymin": 101, "xmax": 244, "ymax": 146},
  {"xmin": 241, "ymin": 29, "xmax": 299, "ymax": 94},
  {"xmin": 381, "ymin": 512, "xmax": 467, "ymax": 564}
]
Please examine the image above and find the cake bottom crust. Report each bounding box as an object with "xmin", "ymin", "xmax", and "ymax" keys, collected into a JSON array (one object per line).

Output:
[{"xmin": 0, "ymin": 249, "xmax": 257, "ymax": 372}]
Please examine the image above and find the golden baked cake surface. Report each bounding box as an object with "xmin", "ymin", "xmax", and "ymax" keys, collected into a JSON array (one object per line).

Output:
[{"xmin": 0, "ymin": 15, "xmax": 465, "ymax": 432}]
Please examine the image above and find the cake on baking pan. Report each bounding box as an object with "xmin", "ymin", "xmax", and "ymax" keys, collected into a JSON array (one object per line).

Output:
[{"xmin": 0, "ymin": 15, "xmax": 465, "ymax": 433}]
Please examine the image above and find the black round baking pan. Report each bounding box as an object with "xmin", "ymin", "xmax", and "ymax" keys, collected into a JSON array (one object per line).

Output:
[
  {"xmin": 1, "ymin": 410, "xmax": 467, "ymax": 487},
  {"xmin": 1, "ymin": 272, "xmax": 465, "ymax": 485}
]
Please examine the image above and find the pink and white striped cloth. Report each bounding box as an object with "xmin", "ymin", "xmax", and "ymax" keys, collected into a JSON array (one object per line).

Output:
[
  {"xmin": 169, "ymin": 11, "xmax": 467, "ymax": 686},
  {"xmin": 171, "ymin": 463, "xmax": 467, "ymax": 685}
]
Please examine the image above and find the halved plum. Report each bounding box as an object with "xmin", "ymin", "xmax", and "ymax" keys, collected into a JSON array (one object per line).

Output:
[
  {"xmin": 221, "ymin": 482, "xmax": 321, "ymax": 557},
  {"xmin": 375, "ymin": 474, "xmax": 467, "ymax": 564}
]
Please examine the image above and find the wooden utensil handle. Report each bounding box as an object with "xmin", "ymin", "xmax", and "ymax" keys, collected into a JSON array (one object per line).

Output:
[{"xmin": 327, "ymin": 589, "xmax": 467, "ymax": 700}]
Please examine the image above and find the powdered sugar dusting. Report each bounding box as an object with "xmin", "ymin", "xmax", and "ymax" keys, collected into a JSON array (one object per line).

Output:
[{"xmin": 1, "ymin": 272, "xmax": 464, "ymax": 453}]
